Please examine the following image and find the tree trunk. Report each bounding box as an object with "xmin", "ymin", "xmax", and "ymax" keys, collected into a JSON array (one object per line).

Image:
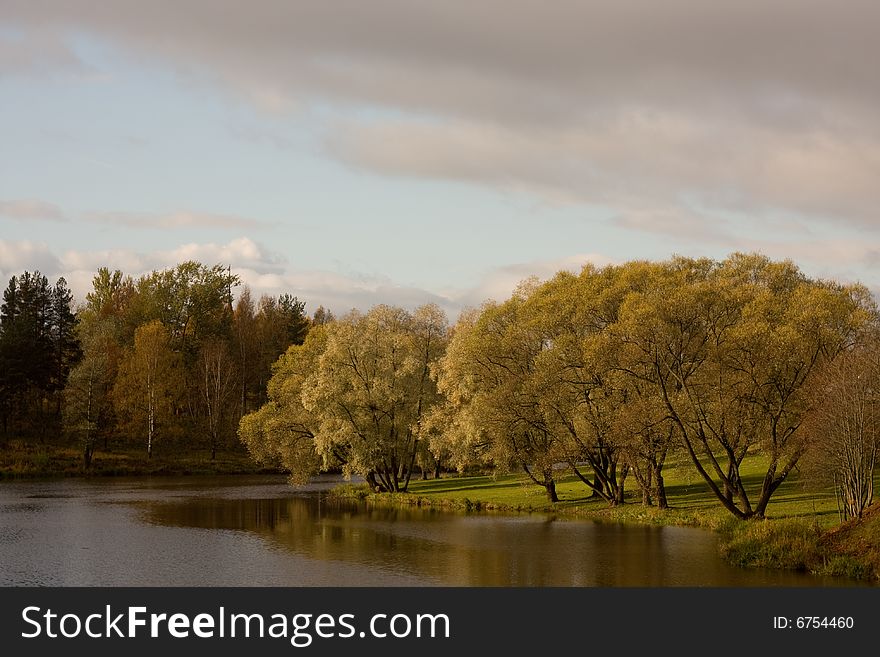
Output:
[
  {"xmin": 545, "ymin": 478, "xmax": 559, "ymax": 503},
  {"xmin": 544, "ymin": 468, "xmax": 559, "ymax": 503},
  {"xmin": 654, "ymin": 465, "xmax": 668, "ymax": 510}
]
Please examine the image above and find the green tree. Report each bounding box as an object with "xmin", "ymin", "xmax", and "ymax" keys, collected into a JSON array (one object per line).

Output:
[
  {"xmin": 0, "ymin": 272, "xmax": 80, "ymax": 438},
  {"xmin": 607, "ymin": 254, "xmax": 873, "ymax": 518},
  {"xmin": 239, "ymin": 326, "xmax": 328, "ymax": 483},
  {"xmin": 251, "ymin": 293, "xmax": 310, "ymax": 407},
  {"xmin": 436, "ymin": 289, "xmax": 565, "ymax": 502},
  {"xmin": 63, "ymin": 321, "xmax": 115, "ymax": 467},
  {"xmin": 305, "ymin": 304, "xmax": 448, "ymax": 492},
  {"xmin": 133, "ymin": 261, "xmax": 238, "ymax": 355}
]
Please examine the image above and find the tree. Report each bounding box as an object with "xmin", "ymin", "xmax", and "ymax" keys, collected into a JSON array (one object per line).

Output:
[
  {"xmin": 611, "ymin": 387, "xmax": 675, "ymax": 508},
  {"xmin": 198, "ymin": 338, "xmax": 239, "ymax": 460},
  {"xmin": 607, "ymin": 254, "xmax": 873, "ymax": 519},
  {"xmin": 0, "ymin": 271, "xmax": 80, "ymax": 438},
  {"xmin": 232, "ymin": 287, "xmax": 259, "ymax": 418},
  {"xmin": 312, "ymin": 306, "xmax": 335, "ymax": 326},
  {"xmin": 133, "ymin": 261, "xmax": 239, "ymax": 356},
  {"xmin": 63, "ymin": 323, "xmax": 113, "ymax": 467},
  {"xmin": 49, "ymin": 277, "xmax": 81, "ymax": 416},
  {"xmin": 525, "ymin": 269, "xmax": 635, "ymax": 505},
  {"xmin": 113, "ymin": 321, "xmax": 182, "ymax": 457},
  {"xmin": 304, "ymin": 304, "xmax": 449, "ymax": 492},
  {"xmin": 436, "ymin": 289, "xmax": 565, "ymax": 502},
  {"xmin": 251, "ymin": 293, "xmax": 310, "ymax": 407},
  {"xmin": 802, "ymin": 342, "xmax": 880, "ymax": 520},
  {"xmin": 239, "ymin": 327, "xmax": 327, "ymax": 483}
]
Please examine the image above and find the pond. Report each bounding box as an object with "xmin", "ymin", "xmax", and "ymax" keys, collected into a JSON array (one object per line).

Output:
[{"xmin": 0, "ymin": 475, "xmax": 859, "ymax": 586}]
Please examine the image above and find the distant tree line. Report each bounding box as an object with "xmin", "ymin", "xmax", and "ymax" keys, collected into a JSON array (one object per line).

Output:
[
  {"xmin": 0, "ymin": 261, "xmax": 330, "ymax": 465},
  {"xmin": 241, "ymin": 254, "xmax": 880, "ymax": 521}
]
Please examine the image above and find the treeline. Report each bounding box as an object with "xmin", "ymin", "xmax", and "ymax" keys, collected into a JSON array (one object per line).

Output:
[
  {"xmin": 242, "ymin": 254, "xmax": 880, "ymax": 521},
  {"xmin": 0, "ymin": 262, "xmax": 332, "ymax": 465}
]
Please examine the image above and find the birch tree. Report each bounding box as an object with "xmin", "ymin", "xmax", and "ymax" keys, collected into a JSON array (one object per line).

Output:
[
  {"xmin": 198, "ymin": 338, "xmax": 238, "ymax": 460},
  {"xmin": 113, "ymin": 321, "xmax": 182, "ymax": 458}
]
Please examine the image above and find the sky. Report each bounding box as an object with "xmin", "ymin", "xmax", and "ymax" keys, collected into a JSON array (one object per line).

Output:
[{"xmin": 2, "ymin": 1, "xmax": 880, "ymax": 320}]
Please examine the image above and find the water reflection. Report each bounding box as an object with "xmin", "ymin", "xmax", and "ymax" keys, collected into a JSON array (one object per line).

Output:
[{"xmin": 141, "ymin": 492, "xmax": 843, "ymax": 587}]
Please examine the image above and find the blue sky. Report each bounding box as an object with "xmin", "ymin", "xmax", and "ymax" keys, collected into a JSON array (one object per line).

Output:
[{"xmin": 2, "ymin": 2, "xmax": 880, "ymax": 319}]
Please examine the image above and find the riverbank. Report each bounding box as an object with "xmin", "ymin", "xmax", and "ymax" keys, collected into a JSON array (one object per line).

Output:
[
  {"xmin": 0, "ymin": 439, "xmax": 274, "ymax": 479},
  {"xmin": 332, "ymin": 466, "xmax": 880, "ymax": 582}
]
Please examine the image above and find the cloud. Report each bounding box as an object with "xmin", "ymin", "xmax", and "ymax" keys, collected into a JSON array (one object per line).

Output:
[
  {"xmin": 449, "ymin": 253, "xmax": 615, "ymax": 310},
  {"xmin": 612, "ymin": 207, "xmax": 737, "ymax": 244},
  {"xmin": 5, "ymin": 1, "xmax": 880, "ymax": 233},
  {"xmin": 234, "ymin": 267, "xmax": 458, "ymax": 318},
  {"xmin": 0, "ymin": 198, "xmax": 66, "ymax": 221},
  {"xmin": 84, "ymin": 210, "xmax": 271, "ymax": 230},
  {"xmin": 5, "ymin": 2, "xmax": 880, "ymax": 289},
  {"xmin": 1, "ymin": 199, "xmax": 274, "ymax": 231},
  {"xmin": 328, "ymin": 114, "xmax": 880, "ymax": 228},
  {"xmin": 0, "ymin": 27, "xmax": 84, "ymax": 77},
  {"xmin": 0, "ymin": 240, "xmax": 62, "ymax": 281}
]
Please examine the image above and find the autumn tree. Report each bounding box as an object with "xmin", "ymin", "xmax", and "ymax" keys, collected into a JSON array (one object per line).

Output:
[
  {"xmin": 802, "ymin": 342, "xmax": 880, "ymax": 520},
  {"xmin": 436, "ymin": 289, "xmax": 565, "ymax": 502},
  {"xmin": 113, "ymin": 321, "xmax": 183, "ymax": 457},
  {"xmin": 304, "ymin": 304, "xmax": 448, "ymax": 492},
  {"xmin": 524, "ymin": 269, "xmax": 637, "ymax": 505},
  {"xmin": 251, "ymin": 293, "xmax": 310, "ymax": 407},
  {"xmin": 607, "ymin": 254, "xmax": 873, "ymax": 519},
  {"xmin": 312, "ymin": 306, "xmax": 335, "ymax": 326},
  {"xmin": 232, "ymin": 286, "xmax": 259, "ymax": 418},
  {"xmin": 198, "ymin": 338, "xmax": 239, "ymax": 460},
  {"xmin": 63, "ymin": 321, "xmax": 115, "ymax": 467},
  {"xmin": 239, "ymin": 327, "xmax": 327, "ymax": 483}
]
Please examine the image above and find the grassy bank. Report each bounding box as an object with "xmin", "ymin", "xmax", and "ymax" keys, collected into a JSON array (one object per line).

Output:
[
  {"xmin": 332, "ymin": 460, "xmax": 880, "ymax": 582},
  {"xmin": 0, "ymin": 438, "xmax": 272, "ymax": 479}
]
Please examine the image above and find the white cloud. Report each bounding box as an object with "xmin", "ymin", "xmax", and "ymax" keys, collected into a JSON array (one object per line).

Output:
[
  {"xmin": 0, "ymin": 198, "xmax": 66, "ymax": 221},
  {"xmin": 0, "ymin": 240, "xmax": 62, "ymax": 282},
  {"xmin": 448, "ymin": 253, "xmax": 615, "ymax": 310}
]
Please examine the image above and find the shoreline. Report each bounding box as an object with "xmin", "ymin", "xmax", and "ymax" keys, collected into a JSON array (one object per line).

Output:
[
  {"xmin": 0, "ymin": 439, "xmax": 277, "ymax": 480},
  {"xmin": 331, "ymin": 476, "xmax": 880, "ymax": 584}
]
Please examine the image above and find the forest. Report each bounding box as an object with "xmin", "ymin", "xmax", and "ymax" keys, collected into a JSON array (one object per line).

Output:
[
  {"xmin": 2, "ymin": 253, "xmax": 878, "ymax": 522},
  {"xmin": 0, "ymin": 262, "xmax": 325, "ymax": 469}
]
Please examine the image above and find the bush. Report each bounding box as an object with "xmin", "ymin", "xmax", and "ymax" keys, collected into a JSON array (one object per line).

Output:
[{"xmin": 719, "ymin": 519, "xmax": 822, "ymax": 571}]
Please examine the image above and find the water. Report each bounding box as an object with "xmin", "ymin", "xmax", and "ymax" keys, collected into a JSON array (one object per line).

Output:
[{"xmin": 0, "ymin": 475, "xmax": 859, "ymax": 586}]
